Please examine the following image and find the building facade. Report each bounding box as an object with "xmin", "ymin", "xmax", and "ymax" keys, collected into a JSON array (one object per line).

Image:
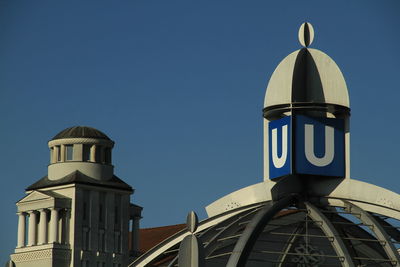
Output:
[{"xmin": 8, "ymin": 126, "xmax": 142, "ymax": 267}]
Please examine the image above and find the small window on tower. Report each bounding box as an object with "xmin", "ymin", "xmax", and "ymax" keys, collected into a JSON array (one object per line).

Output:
[
  {"xmin": 56, "ymin": 146, "xmax": 61, "ymax": 162},
  {"xmin": 50, "ymin": 147, "xmax": 54, "ymax": 163},
  {"xmin": 105, "ymin": 148, "xmax": 111, "ymax": 164},
  {"xmin": 66, "ymin": 145, "xmax": 73, "ymax": 161},
  {"xmin": 95, "ymin": 146, "xmax": 102, "ymax": 163},
  {"xmin": 83, "ymin": 145, "xmax": 91, "ymax": 162}
]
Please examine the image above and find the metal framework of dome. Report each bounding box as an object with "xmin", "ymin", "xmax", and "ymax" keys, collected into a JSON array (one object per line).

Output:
[
  {"xmin": 133, "ymin": 197, "xmax": 400, "ymax": 267},
  {"xmin": 130, "ymin": 23, "xmax": 400, "ymax": 267}
]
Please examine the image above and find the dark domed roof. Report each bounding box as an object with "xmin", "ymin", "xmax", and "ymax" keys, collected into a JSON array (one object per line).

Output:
[{"xmin": 52, "ymin": 126, "xmax": 111, "ymax": 140}]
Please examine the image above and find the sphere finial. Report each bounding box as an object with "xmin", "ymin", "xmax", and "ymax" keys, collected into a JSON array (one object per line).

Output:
[{"xmin": 298, "ymin": 22, "xmax": 314, "ymax": 47}]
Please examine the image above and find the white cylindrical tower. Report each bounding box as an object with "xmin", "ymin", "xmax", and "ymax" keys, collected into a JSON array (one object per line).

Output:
[{"xmin": 47, "ymin": 126, "xmax": 115, "ymax": 181}]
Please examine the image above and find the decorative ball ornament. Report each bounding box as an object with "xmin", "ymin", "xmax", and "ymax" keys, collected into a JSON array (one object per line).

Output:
[
  {"xmin": 298, "ymin": 22, "xmax": 314, "ymax": 47},
  {"xmin": 186, "ymin": 211, "xmax": 199, "ymax": 233}
]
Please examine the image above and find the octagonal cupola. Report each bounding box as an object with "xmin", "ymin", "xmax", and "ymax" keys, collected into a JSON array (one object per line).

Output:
[{"xmin": 47, "ymin": 126, "xmax": 115, "ymax": 181}]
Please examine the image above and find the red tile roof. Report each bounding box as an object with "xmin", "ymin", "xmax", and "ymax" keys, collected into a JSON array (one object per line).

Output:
[{"xmin": 139, "ymin": 224, "xmax": 186, "ymax": 253}]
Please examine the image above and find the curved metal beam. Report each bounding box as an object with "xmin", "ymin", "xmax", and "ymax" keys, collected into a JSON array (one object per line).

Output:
[
  {"xmin": 167, "ymin": 207, "xmax": 263, "ymax": 267},
  {"xmin": 203, "ymin": 206, "xmax": 263, "ymax": 256},
  {"xmin": 226, "ymin": 194, "xmax": 297, "ymax": 267},
  {"xmin": 344, "ymin": 200, "xmax": 400, "ymax": 267},
  {"xmin": 305, "ymin": 202, "xmax": 355, "ymax": 267},
  {"xmin": 130, "ymin": 205, "xmax": 260, "ymax": 267},
  {"xmin": 277, "ymin": 223, "xmax": 304, "ymax": 267}
]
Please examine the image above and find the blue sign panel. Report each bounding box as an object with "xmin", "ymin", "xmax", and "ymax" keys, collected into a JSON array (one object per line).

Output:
[
  {"xmin": 294, "ymin": 115, "xmax": 345, "ymax": 177},
  {"xmin": 269, "ymin": 116, "xmax": 291, "ymax": 179}
]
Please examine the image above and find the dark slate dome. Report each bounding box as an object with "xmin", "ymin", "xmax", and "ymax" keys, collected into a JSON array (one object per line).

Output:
[{"xmin": 51, "ymin": 126, "xmax": 111, "ymax": 140}]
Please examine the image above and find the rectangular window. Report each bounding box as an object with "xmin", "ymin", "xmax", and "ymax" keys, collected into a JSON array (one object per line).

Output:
[
  {"xmin": 83, "ymin": 202, "xmax": 87, "ymax": 220},
  {"xmin": 95, "ymin": 146, "xmax": 102, "ymax": 163},
  {"xmin": 99, "ymin": 205, "xmax": 103, "ymax": 223},
  {"xmin": 66, "ymin": 145, "xmax": 73, "ymax": 161},
  {"xmin": 56, "ymin": 146, "xmax": 61, "ymax": 162},
  {"xmin": 82, "ymin": 228, "xmax": 90, "ymax": 250},
  {"xmin": 114, "ymin": 206, "xmax": 119, "ymax": 225},
  {"xmin": 83, "ymin": 190, "xmax": 90, "ymax": 226},
  {"xmin": 105, "ymin": 148, "xmax": 111, "ymax": 164},
  {"xmin": 100, "ymin": 231, "xmax": 105, "ymax": 251},
  {"xmin": 83, "ymin": 145, "xmax": 91, "ymax": 162},
  {"xmin": 117, "ymin": 233, "xmax": 121, "ymax": 252},
  {"xmin": 99, "ymin": 192, "xmax": 106, "ymax": 229},
  {"xmin": 114, "ymin": 194, "xmax": 121, "ymax": 228}
]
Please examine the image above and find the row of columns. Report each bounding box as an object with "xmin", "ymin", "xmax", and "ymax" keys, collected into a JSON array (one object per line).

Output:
[
  {"xmin": 50, "ymin": 144, "xmax": 111, "ymax": 164},
  {"xmin": 17, "ymin": 208, "xmax": 61, "ymax": 248}
]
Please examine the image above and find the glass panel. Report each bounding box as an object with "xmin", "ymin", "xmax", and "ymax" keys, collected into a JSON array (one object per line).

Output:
[{"xmin": 66, "ymin": 145, "xmax": 73, "ymax": 161}]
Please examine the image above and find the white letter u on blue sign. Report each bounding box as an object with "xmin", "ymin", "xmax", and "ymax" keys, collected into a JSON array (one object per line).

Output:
[
  {"xmin": 268, "ymin": 115, "xmax": 291, "ymax": 179},
  {"xmin": 304, "ymin": 124, "xmax": 334, "ymax": 167},
  {"xmin": 295, "ymin": 115, "xmax": 344, "ymax": 177},
  {"xmin": 272, "ymin": 125, "xmax": 288, "ymax": 168},
  {"xmin": 269, "ymin": 115, "xmax": 344, "ymax": 179}
]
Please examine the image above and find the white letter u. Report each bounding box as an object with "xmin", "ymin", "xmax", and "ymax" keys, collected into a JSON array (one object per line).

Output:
[
  {"xmin": 271, "ymin": 125, "xmax": 288, "ymax": 168},
  {"xmin": 304, "ymin": 124, "xmax": 334, "ymax": 167}
]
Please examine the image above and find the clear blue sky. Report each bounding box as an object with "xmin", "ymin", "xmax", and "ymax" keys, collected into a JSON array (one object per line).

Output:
[{"xmin": 1, "ymin": 0, "xmax": 399, "ymax": 263}]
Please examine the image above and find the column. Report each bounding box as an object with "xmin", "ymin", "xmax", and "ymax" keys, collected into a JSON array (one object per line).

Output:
[
  {"xmin": 90, "ymin": 145, "xmax": 96, "ymax": 162},
  {"xmin": 129, "ymin": 218, "xmax": 134, "ymax": 253},
  {"xmin": 17, "ymin": 212, "xmax": 26, "ymax": 248},
  {"xmin": 54, "ymin": 146, "xmax": 60, "ymax": 162},
  {"xmin": 60, "ymin": 145, "xmax": 65, "ymax": 162},
  {"xmin": 132, "ymin": 216, "xmax": 140, "ymax": 253},
  {"xmin": 27, "ymin": 211, "xmax": 37, "ymax": 246},
  {"xmin": 49, "ymin": 208, "xmax": 59, "ymax": 243},
  {"xmin": 38, "ymin": 209, "xmax": 48, "ymax": 245},
  {"xmin": 64, "ymin": 209, "xmax": 70, "ymax": 244}
]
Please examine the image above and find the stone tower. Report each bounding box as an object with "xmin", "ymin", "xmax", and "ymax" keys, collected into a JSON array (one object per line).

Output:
[{"xmin": 9, "ymin": 126, "xmax": 142, "ymax": 267}]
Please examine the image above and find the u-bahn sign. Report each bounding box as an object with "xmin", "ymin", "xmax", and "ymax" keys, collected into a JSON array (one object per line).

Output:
[{"xmin": 269, "ymin": 115, "xmax": 345, "ymax": 179}]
